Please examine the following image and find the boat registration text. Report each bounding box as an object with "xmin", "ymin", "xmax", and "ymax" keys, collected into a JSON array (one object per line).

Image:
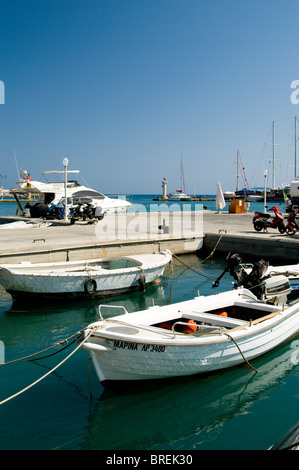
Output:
[{"xmin": 113, "ymin": 340, "xmax": 165, "ymax": 352}]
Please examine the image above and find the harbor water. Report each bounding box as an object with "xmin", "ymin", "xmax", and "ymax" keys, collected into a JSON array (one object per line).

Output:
[{"xmin": 0, "ymin": 197, "xmax": 298, "ymax": 451}]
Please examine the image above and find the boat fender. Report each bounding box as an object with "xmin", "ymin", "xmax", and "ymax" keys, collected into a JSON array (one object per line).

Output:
[
  {"xmin": 84, "ymin": 278, "xmax": 97, "ymax": 295},
  {"xmin": 139, "ymin": 269, "xmax": 146, "ymax": 292}
]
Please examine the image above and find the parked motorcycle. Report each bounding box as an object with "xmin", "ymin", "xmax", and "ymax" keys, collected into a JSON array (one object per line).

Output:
[
  {"xmin": 285, "ymin": 208, "xmax": 299, "ymax": 236},
  {"xmin": 253, "ymin": 206, "xmax": 286, "ymax": 234},
  {"xmin": 70, "ymin": 202, "xmax": 105, "ymax": 224},
  {"xmin": 82, "ymin": 202, "xmax": 95, "ymax": 221}
]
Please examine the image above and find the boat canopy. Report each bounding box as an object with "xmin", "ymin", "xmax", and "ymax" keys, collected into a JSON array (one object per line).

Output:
[{"xmin": 72, "ymin": 189, "xmax": 105, "ymax": 200}]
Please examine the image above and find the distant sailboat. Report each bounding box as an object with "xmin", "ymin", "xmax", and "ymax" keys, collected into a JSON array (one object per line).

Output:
[
  {"xmin": 254, "ymin": 120, "xmax": 290, "ymax": 201},
  {"xmin": 229, "ymin": 151, "xmax": 263, "ymax": 201},
  {"xmin": 234, "ymin": 151, "xmax": 255, "ymax": 197},
  {"xmin": 169, "ymin": 155, "xmax": 192, "ymax": 201}
]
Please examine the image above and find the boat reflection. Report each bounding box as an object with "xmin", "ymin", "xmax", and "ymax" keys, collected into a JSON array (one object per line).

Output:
[{"xmin": 79, "ymin": 339, "xmax": 298, "ymax": 450}]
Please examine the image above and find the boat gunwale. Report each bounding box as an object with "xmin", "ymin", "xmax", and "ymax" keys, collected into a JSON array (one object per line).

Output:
[
  {"xmin": 84, "ymin": 301, "xmax": 299, "ymax": 348},
  {"xmin": 1, "ymin": 265, "xmax": 158, "ymax": 277},
  {"xmin": 0, "ymin": 252, "xmax": 172, "ymax": 277}
]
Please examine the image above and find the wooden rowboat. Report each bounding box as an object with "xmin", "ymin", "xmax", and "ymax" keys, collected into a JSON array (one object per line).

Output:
[{"xmin": 0, "ymin": 251, "xmax": 172, "ymax": 301}]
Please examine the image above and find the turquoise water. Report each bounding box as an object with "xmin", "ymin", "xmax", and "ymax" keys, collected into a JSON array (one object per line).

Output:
[
  {"xmin": 0, "ymin": 193, "xmax": 285, "ymax": 216},
  {"xmin": 0, "ymin": 198, "xmax": 298, "ymax": 451}
]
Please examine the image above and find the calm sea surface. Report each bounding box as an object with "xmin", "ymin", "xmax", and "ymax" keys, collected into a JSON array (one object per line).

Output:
[{"xmin": 0, "ymin": 197, "xmax": 298, "ymax": 451}]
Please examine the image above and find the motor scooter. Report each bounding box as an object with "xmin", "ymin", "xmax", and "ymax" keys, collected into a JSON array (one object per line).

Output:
[
  {"xmin": 285, "ymin": 208, "xmax": 299, "ymax": 236},
  {"xmin": 70, "ymin": 202, "xmax": 96, "ymax": 223},
  {"xmin": 252, "ymin": 206, "xmax": 286, "ymax": 233}
]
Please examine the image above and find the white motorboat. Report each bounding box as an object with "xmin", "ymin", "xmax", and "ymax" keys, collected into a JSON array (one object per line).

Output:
[
  {"xmin": 80, "ymin": 271, "xmax": 299, "ymax": 386},
  {"xmin": 0, "ymin": 251, "xmax": 172, "ymax": 301},
  {"xmin": 168, "ymin": 190, "xmax": 192, "ymax": 201},
  {"xmin": 15, "ymin": 169, "xmax": 132, "ymax": 216},
  {"xmin": 246, "ymin": 195, "xmax": 263, "ymax": 202}
]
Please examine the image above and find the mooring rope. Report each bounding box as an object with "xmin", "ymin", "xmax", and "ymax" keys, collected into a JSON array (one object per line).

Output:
[
  {"xmin": 171, "ymin": 231, "xmax": 225, "ymax": 280},
  {"xmin": 28, "ymin": 338, "xmax": 78, "ymax": 362},
  {"xmin": 223, "ymin": 332, "xmax": 259, "ymax": 373},
  {"xmin": 172, "ymin": 253, "xmax": 218, "ymax": 280},
  {"xmin": 0, "ymin": 328, "xmax": 94, "ymax": 406},
  {"xmin": 200, "ymin": 231, "xmax": 225, "ymax": 262},
  {"xmin": 0, "ymin": 330, "xmax": 83, "ymax": 367}
]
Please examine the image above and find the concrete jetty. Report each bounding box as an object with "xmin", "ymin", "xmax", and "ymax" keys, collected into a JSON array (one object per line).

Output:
[{"xmin": 0, "ymin": 211, "xmax": 298, "ymax": 263}]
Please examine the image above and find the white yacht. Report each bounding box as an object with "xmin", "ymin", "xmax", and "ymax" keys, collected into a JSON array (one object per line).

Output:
[
  {"xmin": 15, "ymin": 169, "xmax": 132, "ymax": 215},
  {"xmin": 168, "ymin": 190, "xmax": 192, "ymax": 201}
]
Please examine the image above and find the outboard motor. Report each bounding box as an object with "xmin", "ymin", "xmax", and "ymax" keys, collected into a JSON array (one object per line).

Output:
[
  {"xmin": 212, "ymin": 252, "xmax": 243, "ymax": 288},
  {"xmin": 212, "ymin": 252, "xmax": 292, "ymax": 304},
  {"xmin": 238, "ymin": 259, "xmax": 269, "ymax": 292},
  {"xmin": 238, "ymin": 259, "xmax": 292, "ymax": 303},
  {"xmin": 260, "ymin": 275, "xmax": 292, "ymax": 305}
]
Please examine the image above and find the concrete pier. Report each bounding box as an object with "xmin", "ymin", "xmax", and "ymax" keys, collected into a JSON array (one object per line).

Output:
[
  {"xmin": 0, "ymin": 211, "xmax": 298, "ymax": 263},
  {"xmin": 203, "ymin": 212, "xmax": 299, "ymax": 261}
]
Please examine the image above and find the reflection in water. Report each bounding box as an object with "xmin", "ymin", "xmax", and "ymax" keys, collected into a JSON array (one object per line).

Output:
[{"xmin": 79, "ymin": 341, "xmax": 296, "ymax": 450}]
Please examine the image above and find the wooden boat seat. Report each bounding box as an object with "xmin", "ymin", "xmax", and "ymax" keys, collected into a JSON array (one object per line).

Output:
[{"xmin": 183, "ymin": 311, "xmax": 248, "ymax": 329}]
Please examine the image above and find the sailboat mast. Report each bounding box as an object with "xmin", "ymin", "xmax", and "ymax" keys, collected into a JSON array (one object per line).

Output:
[
  {"xmin": 295, "ymin": 116, "xmax": 297, "ymax": 178},
  {"xmin": 236, "ymin": 151, "xmax": 240, "ymax": 191},
  {"xmin": 272, "ymin": 120, "xmax": 276, "ymax": 189},
  {"xmin": 181, "ymin": 154, "xmax": 186, "ymax": 193}
]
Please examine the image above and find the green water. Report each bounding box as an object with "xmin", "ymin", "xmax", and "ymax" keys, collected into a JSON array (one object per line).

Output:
[{"xmin": 0, "ymin": 252, "xmax": 298, "ymax": 450}]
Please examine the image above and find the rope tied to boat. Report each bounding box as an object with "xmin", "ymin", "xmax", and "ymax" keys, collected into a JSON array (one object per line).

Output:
[
  {"xmin": 170, "ymin": 231, "xmax": 225, "ymax": 280},
  {"xmin": 0, "ymin": 330, "xmax": 84, "ymax": 366},
  {"xmin": 172, "ymin": 253, "xmax": 219, "ymax": 280},
  {"xmin": 0, "ymin": 327, "xmax": 96, "ymax": 406},
  {"xmin": 223, "ymin": 332, "xmax": 259, "ymax": 373},
  {"xmin": 201, "ymin": 231, "xmax": 225, "ymax": 262}
]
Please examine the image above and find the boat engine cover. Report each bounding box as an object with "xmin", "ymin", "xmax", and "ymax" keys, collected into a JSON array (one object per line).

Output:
[{"xmin": 261, "ymin": 275, "xmax": 292, "ymax": 302}]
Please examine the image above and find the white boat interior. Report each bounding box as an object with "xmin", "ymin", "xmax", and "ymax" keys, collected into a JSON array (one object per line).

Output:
[
  {"xmin": 88, "ymin": 287, "xmax": 285, "ymax": 341},
  {"xmin": 2, "ymin": 256, "xmax": 144, "ymax": 274}
]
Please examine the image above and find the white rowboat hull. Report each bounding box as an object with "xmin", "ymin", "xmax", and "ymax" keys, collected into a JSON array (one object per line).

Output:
[
  {"xmin": 0, "ymin": 251, "xmax": 172, "ymax": 300},
  {"xmin": 82, "ymin": 288, "xmax": 299, "ymax": 385}
]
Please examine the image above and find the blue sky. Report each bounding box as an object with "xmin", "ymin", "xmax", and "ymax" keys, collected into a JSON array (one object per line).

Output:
[{"xmin": 1, "ymin": 0, "xmax": 299, "ymax": 195}]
